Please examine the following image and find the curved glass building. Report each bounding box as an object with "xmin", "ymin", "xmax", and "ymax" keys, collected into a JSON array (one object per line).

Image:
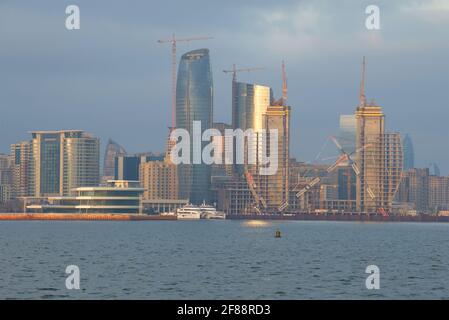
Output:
[
  {"xmin": 103, "ymin": 139, "xmax": 126, "ymax": 183},
  {"xmin": 176, "ymin": 48, "xmax": 213, "ymax": 204}
]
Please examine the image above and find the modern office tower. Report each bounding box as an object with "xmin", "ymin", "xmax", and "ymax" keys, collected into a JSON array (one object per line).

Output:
[
  {"xmin": 30, "ymin": 130, "xmax": 100, "ymax": 197},
  {"xmin": 176, "ymin": 48, "xmax": 213, "ymax": 204},
  {"xmin": 402, "ymin": 134, "xmax": 415, "ymax": 171},
  {"xmin": 339, "ymin": 115, "xmax": 356, "ymax": 154},
  {"xmin": 115, "ymin": 153, "xmax": 164, "ymax": 181},
  {"xmin": 103, "ymin": 139, "xmax": 126, "ymax": 183},
  {"xmin": 232, "ymin": 82, "xmax": 272, "ymax": 177},
  {"xmin": 354, "ymin": 58, "xmax": 403, "ymax": 212},
  {"xmin": 429, "ymin": 175, "xmax": 449, "ymax": 212},
  {"xmin": 139, "ymin": 158, "xmax": 178, "ymax": 201},
  {"xmin": 10, "ymin": 141, "xmax": 34, "ymax": 198}
]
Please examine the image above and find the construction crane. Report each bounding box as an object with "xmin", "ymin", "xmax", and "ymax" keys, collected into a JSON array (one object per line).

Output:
[
  {"xmin": 223, "ymin": 64, "xmax": 265, "ymax": 83},
  {"xmin": 245, "ymin": 170, "xmax": 267, "ymax": 213},
  {"xmin": 281, "ymin": 60, "xmax": 287, "ymax": 106},
  {"xmin": 273, "ymin": 60, "xmax": 288, "ymax": 106},
  {"xmin": 330, "ymin": 136, "xmax": 390, "ymax": 215},
  {"xmin": 296, "ymin": 137, "xmax": 371, "ymax": 199},
  {"xmin": 157, "ymin": 33, "xmax": 213, "ymax": 128}
]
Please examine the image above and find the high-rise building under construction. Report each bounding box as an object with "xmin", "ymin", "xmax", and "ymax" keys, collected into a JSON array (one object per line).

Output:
[{"xmin": 355, "ymin": 57, "xmax": 403, "ymax": 213}]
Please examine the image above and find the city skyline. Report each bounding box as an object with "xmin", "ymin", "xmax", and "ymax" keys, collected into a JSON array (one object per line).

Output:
[{"xmin": 0, "ymin": 1, "xmax": 448, "ymax": 175}]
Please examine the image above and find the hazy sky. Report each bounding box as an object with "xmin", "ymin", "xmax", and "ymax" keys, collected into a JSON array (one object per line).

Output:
[{"xmin": 1, "ymin": 0, "xmax": 448, "ymax": 173}]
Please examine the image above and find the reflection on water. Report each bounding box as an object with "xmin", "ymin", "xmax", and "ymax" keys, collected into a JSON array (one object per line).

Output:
[{"xmin": 242, "ymin": 220, "xmax": 271, "ymax": 228}]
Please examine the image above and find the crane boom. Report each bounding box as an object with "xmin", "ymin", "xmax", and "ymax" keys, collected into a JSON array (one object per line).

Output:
[{"xmin": 223, "ymin": 64, "xmax": 264, "ymax": 82}]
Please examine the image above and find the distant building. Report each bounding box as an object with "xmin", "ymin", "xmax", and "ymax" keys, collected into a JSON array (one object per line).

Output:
[
  {"xmin": 430, "ymin": 163, "xmax": 440, "ymax": 176},
  {"xmin": 0, "ymin": 154, "xmax": 12, "ymax": 204},
  {"xmin": 176, "ymin": 48, "xmax": 213, "ymax": 204},
  {"xmin": 429, "ymin": 175, "xmax": 449, "ymax": 212},
  {"xmin": 102, "ymin": 139, "xmax": 126, "ymax": 183},
  {"xmin": 139, "ymin": 158, "xmax": 178, "ymax": 201},
  {"xmin": 28, "ymin": 180, "xmax": 143, "ymax": 214},
  {"xmin": 115, "ymin": 153, "xmax": 164, "ymax": 181},
  {"xmin": 30, "ymin": 130, "xmax": 100, "ymax": 196},
  {"xmin": 10, "ymin": 141, "xmax": 34, "ymax": 198},
  {"xmin": 397, "ymin": 168, "xmax": 430, "ymax": 212},
  {"xmin": 402, "ymin": 134, "xmax": 415, "ymax": 171},
  {"xmin": 0, "ymin": 185, "xmax": 11, "ymax": 204}
]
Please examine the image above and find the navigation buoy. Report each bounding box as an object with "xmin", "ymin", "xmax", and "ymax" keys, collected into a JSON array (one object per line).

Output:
[{"xmin": 275, "ymin": 229, "xmax": 282, "ymax": 238}]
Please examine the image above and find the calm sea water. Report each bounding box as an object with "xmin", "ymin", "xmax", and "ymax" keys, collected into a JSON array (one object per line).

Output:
[{"xmin": 0, "ymin": 220, "xmax": 448, "ymax": 299}]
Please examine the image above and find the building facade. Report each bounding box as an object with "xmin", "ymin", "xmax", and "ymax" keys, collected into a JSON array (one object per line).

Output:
[
  {"xmin": 176, "ymin": 48, "xmax": 213, "ymax": 204},
  {"xmin": 10, "ymin": 141, "xmax": 34, "ymax": 198},
  {"xmin": 29, "ymin": 180, "xmax": 144, "ymax": 214},
  {"xmin": 139, "ymin": 158, "xmax": 178, "ymax": 201},
  {"xmin": 115, "ymin": 153, "xmax": 164, "ymax": 181},
  {"xmin": 402, "ymin": 134, "xmax": 415, "ymax": 171},
  {"xmin": 102, "ymin": 139, "xmax": 126, "ymax": 183},
  {"xmin": 30, "ymin": 131, "xmax": 100, "ymax": 197},
  {"xmin": 0, "ymin": 154, "xmax": 12, "ymax": 203}
]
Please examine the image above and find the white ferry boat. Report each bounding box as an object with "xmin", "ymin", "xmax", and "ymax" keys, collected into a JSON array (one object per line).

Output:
[
  {"xmin": 176, "ymin": 205, "xmax": 201, "ymax": 220},
  {"xmin": 200, "ymin": 203, "xmax": 226, "ymax": 220}
]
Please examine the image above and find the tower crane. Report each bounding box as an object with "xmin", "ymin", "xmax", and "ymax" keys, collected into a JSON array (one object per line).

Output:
[
  {"xmin": 295, "ymin": 137, "xmax": 372, "ymax": 201},
  {"xmin": 273, "ymin": 60, "xmax": 288, "ymax": 106},
  {"xmin": 157, "ymin": 34, "xmax": 213, "ymax": 128},
  {"xmin": 222, "ymin": 65, "xmax": 265, "ymax": 83}
]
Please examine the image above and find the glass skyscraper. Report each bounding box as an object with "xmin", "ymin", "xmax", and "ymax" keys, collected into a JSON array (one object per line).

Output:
[
  {"xmin": 232, "ymin": 82, "xmax": 272, "ymax": 176},
  {"xmin": 402, "ymin": 134, "xmax": 415, "ymax": 171},
  {"xmin": 176, "ymin": 48, "xmax": 213, "ymax": 204}
]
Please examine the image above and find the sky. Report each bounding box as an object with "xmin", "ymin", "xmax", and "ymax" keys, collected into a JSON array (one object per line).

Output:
[{"xmin": 0, "ymin": 0, "xmax": 448, "ymax": 173}]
